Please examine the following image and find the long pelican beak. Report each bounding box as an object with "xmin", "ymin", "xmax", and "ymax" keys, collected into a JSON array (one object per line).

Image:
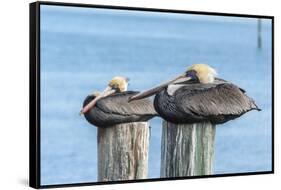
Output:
[
  {"xmin": 129, "ymin": 74, "xmax": 189, "ymax": 102},
  {"xmin": 80, "ymin": 86, "xmax": 115, "ymax": 115}
]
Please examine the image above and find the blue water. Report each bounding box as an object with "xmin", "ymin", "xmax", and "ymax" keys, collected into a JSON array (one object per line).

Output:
[{"xmin": 40, "ymin": 5, "xmax": 272, "ymax": 185}]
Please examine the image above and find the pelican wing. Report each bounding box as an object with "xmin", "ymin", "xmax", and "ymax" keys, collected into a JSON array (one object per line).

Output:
[
  {"xmin": 175, "ymin": 82, "xmax": 260, "ymax": 118},
  {"xmin": 96, "ymin": 91, "xmax": 158, "ymax": 116}
]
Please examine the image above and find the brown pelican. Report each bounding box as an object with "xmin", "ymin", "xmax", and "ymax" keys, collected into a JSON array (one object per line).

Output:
[
  {"xmin": 80, "ymin": 76, "xmax": 157, "ymax": 127},
  {"xmin": 129, "ymin": 64, "xmax": 260, "ymax": 124}
]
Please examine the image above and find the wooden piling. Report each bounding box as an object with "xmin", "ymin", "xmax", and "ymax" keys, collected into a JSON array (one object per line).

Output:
[
  {"xmin": 257, "ymin": 19, "xmax": 262, "ymax": 49},
  {"xmin": 97, "ymin": 122, "xmax": 150, "ymax": 181},
  {"xmin": 160, "ymin": 120, "xmax": 216, "ymax": 177}
]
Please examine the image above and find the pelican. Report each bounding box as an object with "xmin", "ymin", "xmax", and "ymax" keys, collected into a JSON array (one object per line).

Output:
[
  {"xmin": 80, "ymin": 76, "xmax": 157, "ymax": 127},
  {"xmin": 129, "ymin": 64, "xmax": 260, "ymax": 124}
]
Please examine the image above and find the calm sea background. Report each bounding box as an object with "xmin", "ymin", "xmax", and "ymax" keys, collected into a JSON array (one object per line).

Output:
[{"xmin": 40, "ymin": 5, "xmax": 272, "ymax": 185}]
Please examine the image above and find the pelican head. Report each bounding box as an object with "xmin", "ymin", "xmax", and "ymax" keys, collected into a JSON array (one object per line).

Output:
[
  {"xmin": 80, "ymin": 76, "xmax": 129, "ymax": 115},
  {"xmin": 108, "ymin": 76, "xmax": 129, "ymax": 92},
  {"xmin": 129, "ymin": 64, "xmax": 217, "ymax": 101},
  {"xmin": 186, "ymin": 64, "xmax": 217, "ymax": 84}
]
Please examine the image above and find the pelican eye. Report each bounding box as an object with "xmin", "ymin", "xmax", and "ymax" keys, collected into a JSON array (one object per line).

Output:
[
  {"xmin": 110, "ymin": 83, "xmax": 118, "ymax": 89},
  {"xmin": 110, "ymin": 84, "xmax": 122, "ymax": 92},
  {"xmin": 186, "ymin": 70, "xmax": 198, "ymax": 80}
]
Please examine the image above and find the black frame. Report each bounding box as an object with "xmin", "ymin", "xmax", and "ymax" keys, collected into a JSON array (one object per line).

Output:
[{"xmin": 29, "ymin": 1, "xmax": 275, "ymax": 189}]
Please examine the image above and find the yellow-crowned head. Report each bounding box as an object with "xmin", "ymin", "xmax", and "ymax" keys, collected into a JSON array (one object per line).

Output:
[
  {"xmin": 186, "ymin": 64, "xmax": 217, "ymax": 84},
  {"xmin": 108, "ymin": 76, "xmax": 129, "ymax": 92},
  {"xmin": 80, "ymin": 76, "xmax": 129, "ymax": 115}
]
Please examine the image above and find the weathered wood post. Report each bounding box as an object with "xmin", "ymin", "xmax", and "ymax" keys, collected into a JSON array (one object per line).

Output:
[
  {"xmin": 161, "ymin": 121, "xmax": 216, "ymax": 177},
  {"xmin": 257, "ymin": 19, "xmax": 262, "ymax": 49},
  {"xmin": 97, "ymin": 122, "xmax": 150, "ymax": 181}
]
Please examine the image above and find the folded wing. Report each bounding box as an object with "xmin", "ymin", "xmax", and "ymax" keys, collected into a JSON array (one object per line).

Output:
[
  {"xmin": 175, "ymin": 81, "xmax": 260, "ymax": 123},
  {"xmin": 96, "ymin": 91, "xmax": 158, "ymax": 116}
]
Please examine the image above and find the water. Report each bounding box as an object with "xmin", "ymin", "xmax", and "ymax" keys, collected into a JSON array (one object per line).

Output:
[{"xmin": 40, "ymin": 5, "xmax": 272, "ymax": 185}]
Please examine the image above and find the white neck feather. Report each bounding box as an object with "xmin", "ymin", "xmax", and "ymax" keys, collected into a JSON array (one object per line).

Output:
[
  {"xmin": 124, "ymin": 83, "xmax": 128, "ymax": 91},
  {"xmin": 167, "ymin": 84, "xmax": 185, "ymax": 96}
]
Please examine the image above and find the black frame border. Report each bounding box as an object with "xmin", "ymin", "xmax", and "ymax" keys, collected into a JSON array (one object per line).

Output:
[{"xmin": 29, "ymin": 1, "xmax": 274, "ymax": 189}]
